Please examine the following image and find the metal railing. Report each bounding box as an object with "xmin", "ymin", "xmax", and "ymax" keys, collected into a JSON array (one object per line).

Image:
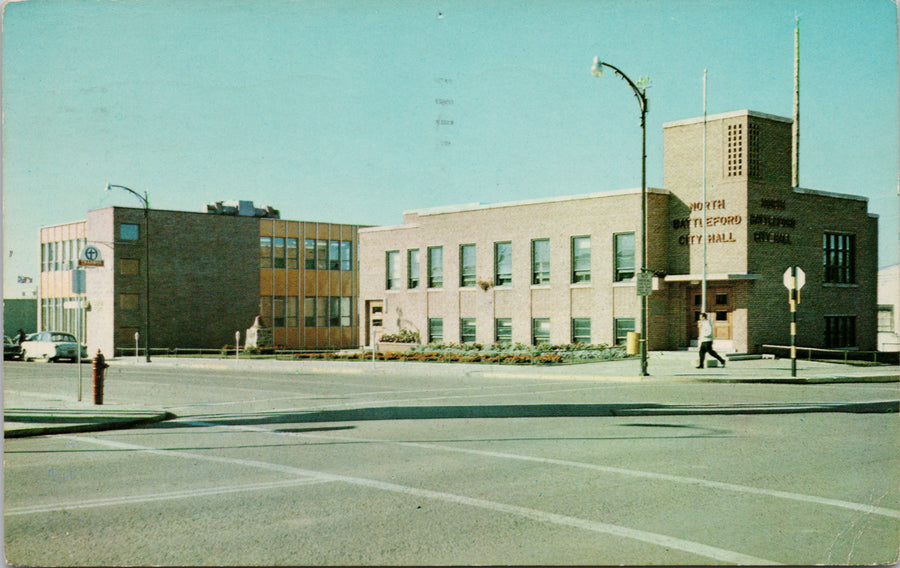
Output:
[{"xmin": 761, "ymin": 344, "xmax": 898, "ymax": 365}]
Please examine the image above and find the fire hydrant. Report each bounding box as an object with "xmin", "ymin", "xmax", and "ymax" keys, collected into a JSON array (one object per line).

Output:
[{"xmin": 92, "ymin": 349, "xmax": 109, "ymax": 405}]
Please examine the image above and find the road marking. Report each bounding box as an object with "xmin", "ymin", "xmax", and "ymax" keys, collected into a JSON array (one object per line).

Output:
[
  {"xmin": 58, "ymin": 434, "xmax": 779, "ymax": 565},
  {"xmin": 4, "ymin": 478, "xmax": 333, "ymax": 516},
  {"xmin": 186, "ymin": 420, "xmax": 900, "ymax": 520}
]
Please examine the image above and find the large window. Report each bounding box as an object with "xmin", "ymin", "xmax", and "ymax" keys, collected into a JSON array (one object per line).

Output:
[
  {"xmin": 614, "ymin": 232, "xmax": 635, "ymax": 282},
  {"xmin": 260, "ymin": 236, "xmax": 272, "ymax": 268},
  {"xmin": 532, "ymin": 318, "xmax": 550, "ymax": 346},
  {"xmin": 614, "ymin": 318, "xmax": 635, "ymax": 345},
  {"xmin": 304, "ymin": 239, "xmax": 316, "ymax": 269},
  {"xmin": 428, "ymin": 318, "xmax": 444, "ymax": 343},
  {"xmin": 460, "ymin": 318, "xmax": 477, "ymax": 343},
  {"xmin": 120, "ymin": 224, "xmax": 140, "ymax": 241},
  {"xmin": 316, "ymin": 240, "xmax": 328, "ymax": 270},
  {"xmin": 495, "ymin": 318, "xmax": 512, "ymax": 343},
  {"xmin": 571, "ymin": 236, "xmax": 591, "ymax": 283},
  {"xmin": 273, "ymin": 297, "xmax": 285, "ymax": 327},
  {"xmin": 572, "ymin": 318, "xmax": 591, "ymax": 344},
  {"xmin": 494, "ymin": 242, "xmax": 512, "ymax": 286},
  {"xmin": 304, "ymin": 297, "xmax": 353, "ymax": 327},
  {"xmin": 531, "ymin": 239, "xmax": 550, "ymax": 285},
  {"xmin": 825, "ymin": 316, "xmax": 856, "ymax": 348},
  {"xmin": 460, "ymin": 244, "xmax": 476, "ymax": 288},
  {"xmin": 340, "ymin": 241, "xmax": 352, "ymax": 271},
  {"xmin": 428, "ymin": 246, "xmax": 443, "ymax": 288},
  {"xmin": 273, "ymin": 237, "xmax": 286, "ymax": 269},
  {"xmin": 408, "ymin": 249, "xmax": 420, "ymax": 288},
  {"xmin": 329, "ymin": 240, "xmax": 341, "ymax": 270},
  {"xmin": 386, "ymin": 251, "xmax": 400, "ymax": 290},
  {"xmin": 824, "ymin": 233, "xmax": 856, "ymax": 284},
  {"xmin": 287, "ymin": 238, "xmax": 299, "ymax": 269}
]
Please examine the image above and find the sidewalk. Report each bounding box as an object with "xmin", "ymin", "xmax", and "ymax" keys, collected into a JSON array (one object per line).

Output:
[{"xmin": 5, "ymin": 351, "xmax": 897, "ymax": 438}]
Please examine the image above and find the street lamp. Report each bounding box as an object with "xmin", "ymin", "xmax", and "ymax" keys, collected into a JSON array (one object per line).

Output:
[
  {"xmin": 106, "ymin": 184, "xmax": 151, "ymax": 363},
  {"xmin": 591, "ymin": 56, "xmax": 650, "ymax": 376}
]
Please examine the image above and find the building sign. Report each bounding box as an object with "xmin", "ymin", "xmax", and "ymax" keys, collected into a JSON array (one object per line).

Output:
[
  {"xmin": 750, "ymin": 198, "xmax": 796, "ymax": 245},
  {"xmin": 671, "ymin": 198, "xmax": 797, "ymax": 246},
  {"xmin": 78, "ymin": 245, "xmax": 104, "ymax": 267}
]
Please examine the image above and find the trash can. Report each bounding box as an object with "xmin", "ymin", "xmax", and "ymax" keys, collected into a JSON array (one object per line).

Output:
[{"xmin": 626, "ymin": 332, "xmax": 641, "ymax": 355}]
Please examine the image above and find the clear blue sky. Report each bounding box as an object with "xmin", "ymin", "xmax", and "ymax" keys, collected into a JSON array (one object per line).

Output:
[{"xmin": 3, "ymin": 0, "xmax": 898, "ymax": 297}]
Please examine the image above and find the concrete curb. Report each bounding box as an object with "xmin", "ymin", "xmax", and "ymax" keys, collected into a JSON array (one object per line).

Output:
[{"xmin": 4, "ymin": 410, "xmax": 176, "ymax": 439}]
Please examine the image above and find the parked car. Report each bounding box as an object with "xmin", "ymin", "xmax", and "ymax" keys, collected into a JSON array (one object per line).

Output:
[
  {"xmin": 4, "ymin": 336, "xmax": 23, "ymax": 360},
  {"xmin": 20, "ymin": 331, "xmax": 87, "ymax": 362}
]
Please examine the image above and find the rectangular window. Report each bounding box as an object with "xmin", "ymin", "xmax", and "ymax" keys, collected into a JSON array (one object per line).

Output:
[
  {"xmin": 494, "ymin": 242, "xmax": 512, "ymax": 286},
  {"xmin": 260, "ymin": 236, "xmax": 272, "ymax": 268},
  {"xmin": 304, "ymin": 297, "xmax": 316, "ymax": 327},
  {"xmin": 460, "ymin": 244, "xmax": 476, "ymax": 288},
  {"xmin": 572, "ymin": 318, "xmax": 591, "ymax": 344},
  {"xmin": 273, "ymin": 237, "xmax": 286, "ymax": 269},
  {"xmin": 341, "ymin": 297, "xmax": 352, "ymax": 327},
  {"xmin": 532, "ymin": 318, "xmax": 550, "ymax": 346},
  {"xmin": 726, "ymin": 123, "xmax": 744, "ymax": 177},
  {"xmin": 315, "ymin": 296, "xmax": 328, "ymax": 327},
  {"xmin": 614, "ymin": 318, "xmax": 635, "ymax": 345},
  {"xmin": 571, "ymin": 236, "xmax": 591, "ymax": 283},
  {"xmin": 428, "ymin": 246, "xmax": 443, "ymax": 288},
  {"xmin": 408, "ymin": 249, "xmax": 420, "ymax": 288},
  {"xmin": 119, "ymin": 293, "xmax": 139, "ymax": 310},
  {"xmin": 287, "ymin": 238, "xmax": 299, "ymax": 269},
  {"xmin": 878, "ymin": 305, "xmax": 894, "ymax": 333},
  {"xmin": 531, "ymin": 239, "xmax": 550, "ymax": 285},
  {"xmin": 495, "ymin": 318, "xmax": 512, "ymax": 344},
  {"xmin": 614, "ymin": 232, "xmax": 635, "ymax": 282},
  {"xmin": 460, "ymin": 318, "xmax": 477, "ymax": 343},
  {"xmin": 386, "ymin": 251, "xmax": 401, "ymax": 290},
  {"xmin": 259, "ymin": 296, "xmax": 272, "ymax": 327},
  {"xmin": 120, "ymin": 224, "xmax": 140, "ymax": 241},
  {"xmin": 286, "ymin": 297, "xmax": 298, "ymax": 327},
  {"xmin": 341, "ymin": 240, "xmax": 352, "ymax": 271},
  {"xmin": 272, "ymin": 297, "xmax": 285, "ymax": 327},
  {"xmin": 428, "ymin": 318, "xmax": 444, "ymax": 343},
  {"xmin": 825, "ymin": 316, "xmax": 856, "ymax": 348},
  {"xmin": 329, "ymin": 296, "xmax": 342, "ymax": 327},
  {"xmin": 120, "ymin": 258, "xmax": 140, "ymax": 275},
  {"xmin": 329, "ymin": 240, "xmax": 341, "ymax": 270},
  {"xmin": 316, "ymin": 240, "xmax": 328, "ymax": 270},
  {"xmin": 824, "ymin": 233, "xmax": 856, "ymax": 284},
  {"xmin": 304, "ymin": 239, "xmax": 316, "ymax": 269}
]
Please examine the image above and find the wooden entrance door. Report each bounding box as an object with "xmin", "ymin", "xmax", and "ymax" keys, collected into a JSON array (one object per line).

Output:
[{"xmin": 688, "ymin": 286, "xmax": 733, "ymax": 341}]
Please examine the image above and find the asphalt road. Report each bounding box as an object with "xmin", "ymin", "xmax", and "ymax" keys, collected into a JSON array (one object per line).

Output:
[{"xmin": 4, "ymin": 361, "xmax": 899, "ymax": 565}]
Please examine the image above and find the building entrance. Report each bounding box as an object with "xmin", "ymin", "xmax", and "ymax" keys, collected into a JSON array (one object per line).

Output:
[{"xmin": 688, "ymin": 286, "xmax": 733, "ymax": 342}]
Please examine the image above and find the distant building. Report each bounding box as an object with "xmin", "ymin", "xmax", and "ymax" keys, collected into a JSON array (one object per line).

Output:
[
  {"xmin": 38, "ymin": 203, "xmax": 363, "ymax": 356},
  {"xmin": 359, "ymin": 110, "xmax": 878, "ymax": 353},
  {"xmin": 3, "ymin": 298, "xmax": 37, "ymax": 338},
  {"xmin": 878, "ymin": 264, "xmax": 899, "ymax": 351}
]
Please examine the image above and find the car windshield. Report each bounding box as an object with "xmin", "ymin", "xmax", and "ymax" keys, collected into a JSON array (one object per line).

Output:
[{"xmin": 50, "ymin": 333, "xmax": 77, "ymax": 343}]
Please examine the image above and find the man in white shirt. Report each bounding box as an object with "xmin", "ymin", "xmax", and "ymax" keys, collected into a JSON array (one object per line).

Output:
[{"xmin": 697, "ymin": 313, "xmax": 726, "ymax": 369}]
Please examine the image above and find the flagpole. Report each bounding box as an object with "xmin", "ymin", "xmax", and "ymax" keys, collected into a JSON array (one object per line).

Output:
[{"xmin": 702, "ymin": 69, "xmax": 708, "ymax": 315}]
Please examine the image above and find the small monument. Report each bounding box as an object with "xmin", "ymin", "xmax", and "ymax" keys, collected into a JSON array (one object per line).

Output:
[{"xmin": 245, "ymin": 315, "xmax": 273, "ymax": 350}]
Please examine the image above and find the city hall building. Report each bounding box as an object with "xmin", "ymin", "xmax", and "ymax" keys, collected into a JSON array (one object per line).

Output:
[
  {"xmin": 38, "ymin": 202, "xmax": 363, "ymax": 356},
  {"xmin": 358, "ymin": 110, "xmax": 878, "ymax": 353}
]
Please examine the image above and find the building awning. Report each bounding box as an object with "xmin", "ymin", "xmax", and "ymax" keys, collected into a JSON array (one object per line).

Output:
[{"xmin": 664, "ymin": 273, "xmax": 763, "ymax": 283}]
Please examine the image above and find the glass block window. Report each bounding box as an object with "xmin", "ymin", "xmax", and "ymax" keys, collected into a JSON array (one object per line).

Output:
[
  {"xmin": 726, "ymin": 123, "xmax": 744, "ymax": 177},
  {"xmin": 747, "ymin": 122, "xmax": 760, "ymax": 178}
]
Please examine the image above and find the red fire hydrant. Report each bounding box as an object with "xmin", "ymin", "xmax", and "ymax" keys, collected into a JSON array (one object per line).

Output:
[{"xmin": 92, "ymin": 349, "xmax": 109, "ymax": 405}]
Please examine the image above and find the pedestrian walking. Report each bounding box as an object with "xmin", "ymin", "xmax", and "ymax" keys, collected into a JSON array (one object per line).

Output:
[
  {"xmin": 16, "ymin": 329, "xmax": 26, "ymax": 345},
  {"xmin": 697, "ymin": 313, "xmax": 726, "ymax": 369}
]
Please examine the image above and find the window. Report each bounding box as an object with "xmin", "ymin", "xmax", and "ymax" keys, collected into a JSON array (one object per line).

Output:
[
  {"xmin": 286, "ymin": 297, "xmax": 298, "ymax": 327},
  {"xmin": 259, "ymin": 296, "xmax": 272, "ymax": 327},
  {"xmin": 341, "ymin": 240, "xmax": 352, "ymax": 271},
  {"xmin": 460, "ymin": 244, "xmax": 476, "ymax": 287},
  {"xmin": 531, "ymin": 239, "xmax": 550, "ymax": 285},
  {"xmin": 260, "ymin": 237, "xmax": 272, "ymax": 268},
  {"xmin": 428, "ymin": 246, "xmax": 443, "ymax": 288},
  {"xmin": 572, "ymin": 318, "xmax": 591, "ymax": 344},
  {"xmin": 304, "ymin": 297, "xmax": 316, "ymax": 327},
  {"xmin": 825, "ymin": 316, "xmax": 856, "ymax": 348},
  {"xmin": 120, "ymin": 259, "xmax": 140, "ymax": 275},
  {"xmin": 428, "ymin": 318, "xmax": 444, "ymax": 343},
  {"xmin": 120, "ymin": 224, "xmax": 140, "ymax": 241},
  {"xmin": 304, "ymin": 239, "xmax": 316, "ymax": 269},
  {"xmin": 273, "ymin": 237, "xmax": 286, "ymax": 269},
  {"xmin": 726, "ymin": 123, "xmax": 744, "ymax": 177},
  {"xmin": 571, "ymin": 236, "xmax": 591, "ymax": 283},
  {"xmin": 495, "ymin": 318, "xmax": 512, "ymax": 343},
  {"xmin": 315, "ymin": 297, "xmax": 328, "ymax": 327},
  {"xmin": 340, "ymin": 297, "xmax": 352, "ymax": 327},
  {"xmin": 614, "ymin": 233, "xmax": 635, "ymax": 282},
  {"xmin": 408, "ymin": 249, "xmax": 420, "ymax": 288},
  {"xmin": 273, "ymin": 297, "xmax": 285, "ymax": 327},
  {"xmin": 329, "ymin": 296, "xmax": 342, "ymax": 327},
  {"xmin": 329, "ymin": 240, "xmax": 341, "ymax": 270},
  {"xmin": 878, "ymin": 305, "xmax": 894, "ymax": 333},
  {"xmin": 316, "ymin": 240, "xmax": 328, "ymax": 270},
  {"xmin": 287, "ymin": 238, "xmax": 299, "ymax": 269},
  {"xmin": 824, "ymin": 233, "xmax": 856, "ymax": 284},
  {"xmin": 747, "ymin": 122, "xmax": 760, "ymax": 178},
  {"xmin": 716, "ymin": 294, "xmax": 728, "ymax": 305},
  {"xmin": 386, "ymin": 251, "xmax": 400, "ymax": 290},
  {"xmin": 532, "ymin": 318, "xmax": 550, "ymax": 346},
  {"xmin": 494, "ymin": 242, "xmax": 512, "ymax": 286},
  {"xmin": 119, "ymin": 293, "xmax": 139, "ymax": 310},
  {"xmin": 614, "ymin": 318, "xmax": 635, "ymax": 345},
  {"xmin": 460, "ymin": 318, "xmax": 477, "ymax": 343}
]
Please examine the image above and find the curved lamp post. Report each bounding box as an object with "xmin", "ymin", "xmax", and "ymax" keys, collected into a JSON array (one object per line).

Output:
[
  {"xmin": 106, "ymin": 184, "xmax": 151, "ymax": 363},
  {"xmin": 591, "ymin": 57, "xmax": 649, "ymax": 376}
]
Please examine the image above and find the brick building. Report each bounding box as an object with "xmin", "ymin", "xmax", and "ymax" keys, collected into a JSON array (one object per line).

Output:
[
  {"xmin": 38, "ymin": 203, "xmax": 363, "ymax": 356},
  {"xmin": 358, "ymin": 110, "xmax": 878, "ymax": 353}
]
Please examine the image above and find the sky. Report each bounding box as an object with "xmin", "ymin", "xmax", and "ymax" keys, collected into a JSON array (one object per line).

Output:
[{"xmin": 2, "ymin": 0, "xmax": 898, "ymax": 298}]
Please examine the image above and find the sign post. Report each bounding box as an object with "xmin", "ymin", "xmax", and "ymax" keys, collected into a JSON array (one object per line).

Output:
[{"xmin": 783, "ymin": 266, "xmax": 806, "ymax": 377}]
